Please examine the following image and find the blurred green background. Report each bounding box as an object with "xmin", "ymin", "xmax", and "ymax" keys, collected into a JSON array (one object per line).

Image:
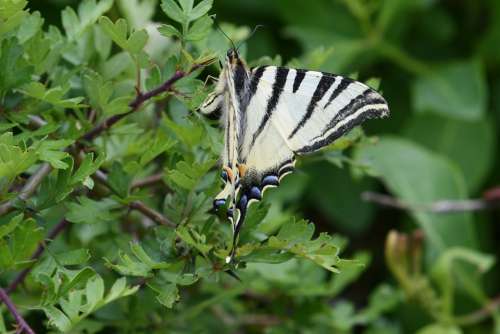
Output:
[{"xmin": 3, "ymin": 0, "xmax": 500, "ymax": 333}]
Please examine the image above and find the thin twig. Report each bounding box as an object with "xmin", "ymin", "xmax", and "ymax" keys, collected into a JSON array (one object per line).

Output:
[
  {"xmin": 79, "ymin": 65, "xmax": 201, "ymax": 143},
  {"xmin": 0, "ymin": 163, "xmax": 52, "ymax": 216},
  {"xmin": 131, "ymin": 173, "xmax": 164, "ymax": 189},
  {"xmin": 0, "ymin": 287, "xmax": 36, "ymax": 334},
  {"xmin": 361, "ymin": 191, "xmax": 500, "ymax": 213},
  {"xmin": 129, "ymin": 201, "xmax": 175, "ymax": 227},
  {"xmin": 6, "ymin": 219, "xmax": 69, "ymax": 294},
  {"xmin": 455, "ymin": 294, "xmax": 500, "ymax": 326}
]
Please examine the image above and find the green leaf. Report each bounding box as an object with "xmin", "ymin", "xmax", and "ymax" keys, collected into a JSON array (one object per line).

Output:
[
  {"xmin": 413, "ymin": 60, "xmax": 487, "ymax": 121},
  {"xmin": 165, "ymin": 159, "xmax": 215, "ymax": 190},
  {"xmin": 37, "ymin": 139, "xmax": 75, "ymax": 169},
  {"xmin": 1, "ymin": 218, "xmax": 43, "ymax": 270},
  {"xmin": 355, "ymin": 137, "xmax": 477, "ymax": 254},
  {"xmin": 106, "ymin": 242, "xmax": 170, "ymax": 277},
  {"xmin": 54, "ymin": 249, "xmax": 91, "ymax": 266},
  {"xmin": 0, "ymin": 213, "xmax": 23, "ymax": 239},
  {"xmin": 154, "ymin": 283, "xmax": 179, "ymax": 308},
  {"xmin": 126, "ymin": 29, "xmax": 149, "ymax": 54},
  {"xmin": 117, "ymin": 0, "xmax": 157, "ymax": 29},
  {"xmin": 0, "ymin": 0, "xmax": 28, "ymax": 36},
  {"xmin": 98, "ymin": 16, "xmax": 129, "ymax": 50},
  {"xmin": 99, "ymin": 16, "xmax": 149, "ymax": 54},
  {"xmin": 242, "ymin": 219, "xmax": 343, "ymax": 273},
  {"xmin": 158, "ymin": 24, "xmax": 181, "ymax": 38},
  {"xmin": 85, "ymin": 275, "xmax": 105, "ymax": 311},
  {"xmin": 0, "ymin": 132, "xmax": 37, "ymax": 181},
  {"xmin": 71, "ymin": 152, "xmax": 105, "ymax": 186},
  {"xmin": 160, "ymin": 0, "xmax": 185, "ymax": 24},
  {"xmin": 186, "ymin": 15, "xmax": 212, "ymax": 41},
  {"xmin": 42, "ymin": 306, "xmax": 73, "ymax": 332},
  {"xmin": 62, "ymin": 0, "xmax": 113, "ymax": 40},
  {"xmin": 0, "ymin": 38, "xmax": 34, "ymax": 96},
  {"xmin": 416, "ymin": 324, "xmax": 462, "ymax": 334},
  {"xmin": 189, "ymin": 0, "xmax": 213, "ymax": 21},
  {"xmin": 21, "ymin": 82, "xmax": 85, "ymax": 109},
  {"xmin": 17, "ymin": 11, "xmax": 44, "ymax": 43},
  {"xmin": 104, "ymin": 277, "xmax": 139, "ymax": 303},
  {"xmin": 404, "ymin": 114, "xmax": 495, "ymax": 192},
  {"xmin": 176, "ymin": 225, "xmax": 212, "ymax": 255},
  {"xmin": 66, "ymin": 197, "xmax": 119, "ymax": 224},
  {"xmin": 107, "ymin": 161, "xmax": 132, "ymax": 198}
]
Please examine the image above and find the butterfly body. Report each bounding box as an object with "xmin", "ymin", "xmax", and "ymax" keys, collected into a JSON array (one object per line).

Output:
[{"xmin": 200, "ymin": 49, "xmax": 389, "ymax": 263}]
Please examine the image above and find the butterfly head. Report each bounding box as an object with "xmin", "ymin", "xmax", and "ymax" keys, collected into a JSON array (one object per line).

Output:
[{"xmin": 225, "ymin": 48, "xmax": 241, "ymax": 66}]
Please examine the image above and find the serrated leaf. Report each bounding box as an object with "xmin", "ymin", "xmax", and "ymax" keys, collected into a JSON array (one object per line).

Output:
[
  {"xmin": 86, "ymin": 275, "xmax": 105, "ymax": 311},
  {"xmin": 17, "ymin": 11, "xmax": 44, "ymax": 43},
  {"xmin": 66, "ymin": 197, "xmax": 119, "ymax": 224},
  {"xmin": 42, "ymin": 306, "xmax": 72, "ymax": 332},
  {"xmin": 54, "ymin": 249, "xmax": 91, "ymax": 266},
  {"xmin": 0, "ymin": 133, "xmax": 37, "ymax": 181},
  {"xmin": 71, "ymin": 152, "xmax": 105, "ymax": 186},
  {"xmin": 176, "ymin": 225, "xmax": 212, "ymax": 255},
  {"xmin": 0, "ymin": 214, "xmax": 23, "ymax": 239},
  {"xmin": 158, "ymin": 24, "xmax": 181, "ymax": 38},
  {"xmin": 105, "ymin": 277, "xmax": 139, "ymax": 303},
  {"xmin": 99, "ymin": 16, "xmax": 129, "ymax": 50},
  {"xmin": 160, "ymin": 0, "xmax": 185, "ymax": 24},
  {"xmin": 127, "ymin": 29, "xmax": 148, "ymax": 54},
  {"xmin": 189, "ymin": 0, "xmax": 213, "ymax": 21},
  {"xmin": 186, "ymin": 15, "xmax": 212, "ymax": 41},
  {"xmin": 155, "ymin": 283, "xmax": 179, "ymax": 308},
  {"xmin": 0, "ymin": 38, "xmax": 33, "ymax": 96},
  {"xmin": 37, "ymin": 139, "xmax": 74, "ymax": 169},
  {"xmin": 62, "ymin": 0, "xmax": 113, "ymax": 40},
  {"xmin": 107, "ymin": 161, "xmax": 132, "ymax": 198}
]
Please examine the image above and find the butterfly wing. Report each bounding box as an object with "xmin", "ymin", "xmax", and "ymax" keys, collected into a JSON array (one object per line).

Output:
[{"xmin": 232, "ymin": 66, "xmax": 389, "ymax": 238}]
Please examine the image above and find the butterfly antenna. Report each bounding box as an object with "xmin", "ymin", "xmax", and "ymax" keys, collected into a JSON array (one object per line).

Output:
[
  {"xmin": 236, "ymin": 24, "xmax": 264, "ymax": 52},
  {"xmin": 212, "ymin": 16, "xmax": 237, "ymax": 50}
]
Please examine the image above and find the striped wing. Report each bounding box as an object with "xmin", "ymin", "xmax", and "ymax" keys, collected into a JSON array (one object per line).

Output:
[{"xmin": 237, "ymin": 66, "xmax": 389, "ymax": 193}]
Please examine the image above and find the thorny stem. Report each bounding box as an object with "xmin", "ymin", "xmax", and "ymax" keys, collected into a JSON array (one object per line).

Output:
[{"xmin": 0, "ymin": 288, "xmax": 36, "ymax": 334}]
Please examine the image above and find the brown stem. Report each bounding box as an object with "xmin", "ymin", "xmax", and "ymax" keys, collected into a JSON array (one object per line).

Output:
[
  {"xmin": 129, "ymin": 201, "xmax": 175, "ymax": 228},
  {"xmin": 131, "ymin": 173, "xmax": 164, "ymax": 189},
  {"xmin": 361, "ymin": 191, "xmax": 500, "ymax": 213},
  {"xmin": 6, "ymin": 219, "xmax": 69, "ymax": 294},
  {"xmin": 79, "ymin": 65, "xmax": 200, "ymax": 143},
  {"xmin": 455, "ymin": 294, "xmax": 500, "ymax": 326},
  {"xmin": 0, "ymin": 287, "xmax": 36, "ymax": 334}
]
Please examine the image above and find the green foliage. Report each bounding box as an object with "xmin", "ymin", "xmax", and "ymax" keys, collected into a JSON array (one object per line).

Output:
[{"xmin": 0, "ymin": 0, "xmax": 499, "ymax": 333}]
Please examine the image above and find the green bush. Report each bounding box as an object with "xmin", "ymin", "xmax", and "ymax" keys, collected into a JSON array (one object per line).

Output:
[{"xmin": 0, "ymin": 0, "xmax": 498, "ymax": 333}]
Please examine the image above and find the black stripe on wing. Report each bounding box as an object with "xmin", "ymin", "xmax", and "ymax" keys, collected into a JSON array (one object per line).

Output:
[
  {"xmin": 288, "ymin": 73, "xmax": 337, "ymax": 139},
  {"xmin": 293, "ymin": 69, "xmax": 306, "ymax": 93},
  {"xmin": 248, "ymin": 67, "xmax": 289, "ymax": 150},
  {"xmin": 297, "ymin": 92, "xmax": 389, "ymax": 154}
]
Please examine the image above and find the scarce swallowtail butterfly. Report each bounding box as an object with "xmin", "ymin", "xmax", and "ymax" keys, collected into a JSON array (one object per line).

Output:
[{"xmin": 200, "ymin": 48, "xmax": 389, "ymax": 264}]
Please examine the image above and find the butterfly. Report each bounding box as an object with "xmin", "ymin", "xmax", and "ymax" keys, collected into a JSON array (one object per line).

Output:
[{"xmin": 199, "ymin": 49, "xmax": 389, "ymax": 264}]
